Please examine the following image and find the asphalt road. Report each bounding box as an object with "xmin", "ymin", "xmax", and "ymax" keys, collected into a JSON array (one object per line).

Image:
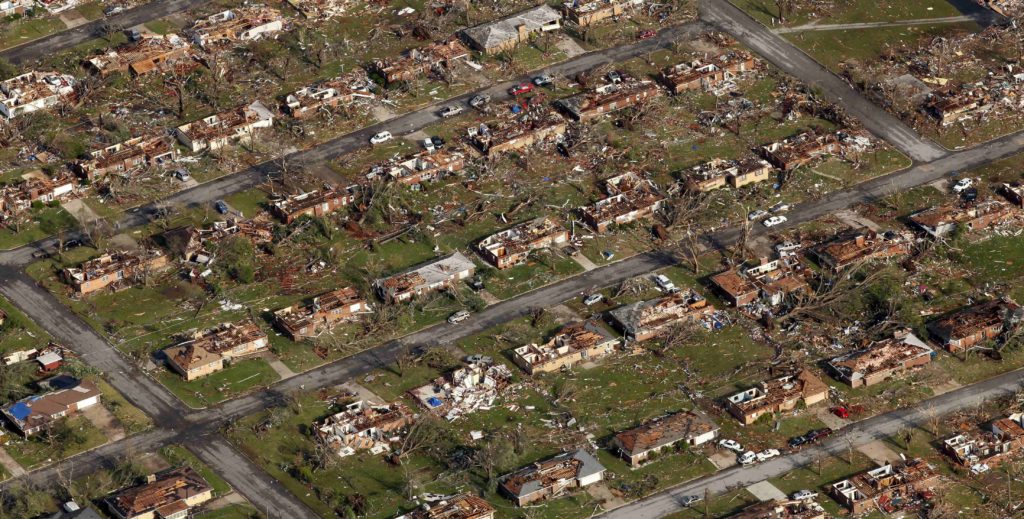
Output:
[
  {"xmin": 0, "ymin": 0, "xmax": 206, "ymax": 65},
  {"xmin": 602, "ymin": 364, "xmax": 1024, "ymax": 518},
  {"xmin": 701, "ymin": 0, "xmax": 948, "ymax": 163}
]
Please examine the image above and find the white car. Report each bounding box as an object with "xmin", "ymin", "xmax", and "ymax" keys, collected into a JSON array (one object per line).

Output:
[
  {"xmin": 756, "ymin": 449, "xmax": 781, "ymax": 462},
  {"xmin": 439, "ymin": 105, "xmax": 463, "ymax": 118},
  {"xmin": 791, "ymin": 490, "xmax": 817, "ymax": 501},
  {"xmin": 448, "ymin": 310, "xmax": 471, "ymax": 324},
  {"xmin": 970, "ymin": 462, "xmax": 990, "ymax": 475},
  {"xmin": 583, "ymin": 294, "xmax": 604, "ymax": 306},
  {"xmin": 533, "ymin": 74, "xmax": 554, "ymax": 86},
  {"xmin": 423, "ymin": 139, "xmax": 435, "ymax": 153},
  {"xmin": 718, "ymin": 439, "xmax": 743, "ymax": 452},
  {"xmin": 952, "ymin": 178, "xmax": 974, "ymax": 193},
  {"xmin": 770, "ymin": 203, "xmax": 791, "ymax": 213},
  {"xmin": 762, "ymin": 216, "xmax": 788, "ymax": 228},
  {"xmin": 370, "ymin": 131, "xmax": 393, "ymax": 145},
  {"xmin": 747, "ymin": 209, "xmax": 769, "ymax": 221},
  {"xmin": 654, "ymin": 274, "xmax": 677, "ymax": 293},
  {"xmin": 775, "ymin": 241, "xmax": 800, "ymax": 254},
  {"xmin": 738, "ymin": 451, "xmax": 757, "ymax": 465}
]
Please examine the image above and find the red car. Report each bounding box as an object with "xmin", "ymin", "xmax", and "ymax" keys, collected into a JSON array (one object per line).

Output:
[
  {"xmin": 831, "ymin": 406, "xmax": 850, "ymax": 419},
  {"xmin": 638, "ymin": 30, "xmax": 656, "ymax": 40},
  {"xmin": 509, "ymin": 82, "xmax": 534, "ymax": 96}
]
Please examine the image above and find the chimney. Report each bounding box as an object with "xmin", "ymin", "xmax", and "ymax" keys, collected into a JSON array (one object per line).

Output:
[
  {"xmin": 146, "ymin": 473, "xmax": 157, "ymax": 484},
  {"xmin": 855, "ymin": 234, "xmax": 866, "ymax": 247},
  {"xmin": 517, "ymin": 23, "xmax": 528, "ymax": 42}
]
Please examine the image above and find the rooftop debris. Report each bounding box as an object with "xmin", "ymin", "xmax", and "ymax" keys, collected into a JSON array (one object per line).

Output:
[
  {"xmin": 728, "ymin": 498, "xmax": 826, "ymax": 519},
  {"xmin": 284, "ymin": 70, "xmax": 376, "ymax": 119},
  {"xmin": 370, "ymin": 39, "xmax": 469, "ymax": 85},
  {"xmin": 580, "ymin": 172, "xmax": 666, "ymax": 233},
  {"xmin": 163, "ymin": 320, "xmax": 269, "ymax": 380},
  {"xmin": 827, "ymin": 329, "xmax": 934, "ymax": 388},
  {"xmin": 174, "ymin": 100, "xmax": 275, "ymax": 152},
  {"xmin": 511, "ymin": 320, "xmax": 620, "ymax": 375},
  {"xmin": 408, "ymin": 358, "xmax": 514, "ymax": 421},
  {"xmin": 461, "ymin": 4, "xmax": 562, "ymax": 55},
  {"xmin": 396, "ymin": 493, "xmax": 496, "ymax": 519},
  {"xmin": 756, "ymin": 130, "xmax": 873, "ymax": 171},
  {"xmin": 476, "ymin": 216, "xmax": 569, "ymax": 269},
  {"xmin": 927, "ymin": 298, "xmax": 1022, "ymax": 353},
  {"xmin": 554, "ymin": 77, "xmax": 661, "ymax": 121},
  {"xmin": 942, "ymin": 412, "xmax": 1024, "ymax": 473},
  {"xmin": 62, "ymin": 249, "xmax": 170, "ymax": 296},
  {"xmin": 374, "ymin": 251, "xmax": 476, "ymax": 303},
  {"xmin": 611, "ymin": 410, "xmax": 719, "ymax": 467},
  {"xmin": 104, "ymin": 467, "xmax": 214, "ymax": 519},
  {"xmin": 73, "ymin": 134, "xmax": 176, "ymax": 180},
  {"xmin": 661, "ymin": 51, "xmax": 759, "ymax": 95},
  {"xmin": 0, "ymin": 377, "xmax": 100, "ymax": 436},
  {"xmin": 83, "ymin": 33, "xmax": 197, "ymax": 77},
  {"xmin": 809, "ymin": 227, "xmax": 913, "ymax": 271},
  {"xmin": 725, "ymin": 369, "xmax": 828, "ymax": 425},
  {"xmin": 828, "ymin": 459, "xmax": 939, "ymax": 515},
  {"xmin": 273, "ymin": 287, "xmax": 372, "ymax": 340},
  {"xmin": 608, "ymin": 289, "xmax": 719, "ymax": 342},
  {"xmin": 908, "ymin": 198, "xmax": 1019, "ymax": 238},
  {"xmin": 560, "ymin": 0, "xmax": 646, "ymax": 27},
  {"xmin": 313, "ymin": 400, "xmax": 416, "ymax": 457},
  {"xmin": 709, "ymin": 256, "xmax": 811, "ymax": 310},
  {"xmin": 186, "ymin": 7, "xmax": 286, "ymax": 49},
  {"xmin": 269, "ymin": 184, "xmax": 359, "ymax": 223},
  {"xmin": 365, "ymin": 150, "xmax": 465, "ymax": 188},
  {"xmin": 498, "ymin": 449, "xmax": 606, "ymax": 506},
  {"xmin": 0, "ymin": 71, "xmax": 77, "ymax": 119},
  {"xmin": 467, "ymin": 109, "xmax": 568, "ymax": 157},
  {"xmin": 684, "ymin": 157, "xmax": 774, "ymax": 192}
]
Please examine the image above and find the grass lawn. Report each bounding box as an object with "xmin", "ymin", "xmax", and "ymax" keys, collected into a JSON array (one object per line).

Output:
[
  {"xmin": 160, "ymin": 444, "xmax": 233, "ymax": 496},
  {"xmin": 0, "ymin": 205, "xmax": 77, "ymax": 250},
  {"xmin": 769, "ymin": 451, "xmax": 877, "ymax": 516},
  {"xmin": 194, "ymin": 504, "xmax": 262, "ymax": 519},
  {"xmin": 481, "ymin": 252, "xmax": 584, "ymax": 300},
  {"xmin": 733, "ymin": 0, "xmax": 964, "ymax": 27},
  {"xmin": 94, "ymin": 378, "xmax": 153, "ymax": 434},
  {"xmin": 0, "ymin": 15, "xmax": 64, "ymax": 51},
  {"xmin": 662, "ymin": 488, "xmax": 760, "ymax": 518},
  {"xmin": 157, "ymin": 358, "xmax": 281, "ymax": 408},
  {"xmin": 0, "ymin": 293, "xmax": 51, "ymax": 357},
  {"xmin": 4, "ymin": 415, "xmax": 107, "ymax": 470}
]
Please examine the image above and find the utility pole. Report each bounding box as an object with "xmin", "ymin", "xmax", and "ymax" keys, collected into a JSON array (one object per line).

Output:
[{"xmin": 704, "ymin": 487, "xmax": 709, "ymax": 518}]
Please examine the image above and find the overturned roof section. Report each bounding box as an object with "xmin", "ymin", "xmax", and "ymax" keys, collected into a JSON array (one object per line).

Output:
[{"xmin": 462, "ymin": 5, "xmax": 561, "ymax": 50}]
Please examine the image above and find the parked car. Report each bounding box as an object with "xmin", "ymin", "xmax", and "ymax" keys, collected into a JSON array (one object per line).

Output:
[
  {"xmin": 808, "ymin": 428, "xmax": 833, "ymax": 441},
  {"xmin": 469, "ymin": 94, "xmax": 491, "ymax": 108},
  {"xmin": 509, "ymin": 83, "xmax": 534, "ymax": 96},
  {"xmin": 770, "ymin": 202, "xmax": 791, "ymax": 213},
  {"xmin": 775, "ymin": 241, "xmax": 800, "ymax": 254},
  {"xmin": 637, "ymin": 30, "xmax": 656, "ymax": 40},
  {"xmin": 747, "ymin": 209, "xmax": 769, "ymax": 221},
  {"xmin": 104, "ymin": 5, "xmax": 124, "ymax": 15},
  {"xmin": 532, "ymin": 74, "xmax": 554, "ymax": 87},
  {"xmin": 788, "ymin": 435, "xmax": 808, "ymax": 448},
  {"xmin": 431, "ymin": 136, "xmax": 445, "ymax": 149},
  {"xmin": 172, "ymin": 169, "xmax": 191, "ymax": 182},
  {"xmin": 952, "ymin": 177, "xmax": 974, "ymax": 193},
  {"xmin": 607, "ymin": 70, "xmax": 623, "ymax": 84},
  {"xmin": 214, "ymin": 200, "xmax": 229, "ymax": 214},
  {"xmin": 831, "ymin": 406, "xmax": 850, "ymax": 419},
  {"xmin": 961, "ymin": 187, "xmax": 978, "ymax": 202},
  {"xmin": 448, "ymin": 310, "xmax": 471, "ymax": 324},
  {"xmin": 423, "ymin": 139, "xmax": 435, "ymax": 153},
  {"xmin": 756, "ymin": 449, "xmax": 780, "ymax": 462},
  {"xmin": 791, "ymin": 490, "xmax": 817, "ymax": 501},
  {"xmin": 439, "ymin": 105, "xmax": 464, "ymax": 118},
  {"xmin": 971, "ymin": 462, "xmax": 990, "ymax": 475},
  {"xmin": 583, "ymin": 293, "xmax": 604, "ymax": 306},
  {"xmin": 653, "ymin": 274, "xmax": 677, "ymax": 293},
  {"xmin": 719, "ymin": 439, "xmax": 743, "ymax": 452},
  {"xmin": 762, "ymin": 216, "xmax": 787, "ymax": 228},
  {"xmin": 370, "ymin": 131, "xmax": 393, "ymax": 144},
  {"xmin": 680, "ymin": 495, "xmax": 702, "ymax": 507},
  {"xmin": 738, "ymin": 451, "xmax": 757, "ymax": 465}
]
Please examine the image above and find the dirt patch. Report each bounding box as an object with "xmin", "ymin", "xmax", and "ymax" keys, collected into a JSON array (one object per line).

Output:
[
  {"xmin": 107, "ymin": 233, "xmax": 141, "ymax": 250},
  {"xmin": 746, "ymin": 480, "xmax": 787, "ymax": 501},
  {"xmin": 62, "ymin": 199, "xmax": 101, "ymax": 226},
  {"xmin": 834, "ymin": 209, "xmax": 881, "ymax": 231},
  {"xmin": 338, "ymin": 382, "xmax": 386, "ymax": 403},
  {"xmin": 372, "ymin": 105, "xmax": 397, "ymax": 122},
  {"xmin": 857, "ymin": 439, "xmax": 902, "ymax": 466},
  {"xmin": 811, "ymin": 406, "xmax": 850, "ymax": 431},
  {"xmin": 709, "ymin": 450, "xmax": 738, "ymax": 470},
  {"xmin": 556, "ymin": 36, "xmax": 586, "ymax": 58},
  {"xmin": 932, "ymin": 379, "xmax": 963, "ymax": 395},
  {"xmin": 586, "ymin": 483, "xmax": 624, "ymax": 510},
  {"xmin": 81, "ymin": 404, "xmax": 126, "ymax": 442}
]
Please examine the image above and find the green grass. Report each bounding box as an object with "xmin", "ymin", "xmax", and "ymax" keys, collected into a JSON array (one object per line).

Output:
[
  {"xmin": 0, "ymin": 293, "xmax": 51, "ymax": 357},
  {"xmin": 0, "ymin": 205, "xmax": 77, "ymax": 250},
  {"xmin": 4, "ymin": 415, "xmax": 107, "ymax": 470},
  {"xmin": 733, "ymin": 0, "xmax": 963, "ymax": 27},
  {"xmin": 94, "ymin": 378, "xmax": 153, "ymax": 434},
  {"xmin": 769, "ymin": 451, "xmax": 877, "ymax": 516},
  {"xmin": 157, "ymin": 358, "xmax": 281, "ymax": 408},
  {"xmin": 160, "ymin": 445, "xmax": 233, "ymax": 496},
  {"xmin": 75, "ymin": 1, "xmax": 105, "ymax": 21},
  {"xmin": 0, "ymin": 15, "xmax": 64, "ymax": 51},
  {"xmin": 193, "ymin": 504, "xmax": 262, "ymax": 519},
  {"xmin": 784, "ymin": 22, "xmax": 981, "ymax": 71}
]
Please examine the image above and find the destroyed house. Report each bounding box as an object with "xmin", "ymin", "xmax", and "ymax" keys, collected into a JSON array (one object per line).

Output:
[
  {"xmin": 709, "ymin": 256, "xmax": 810, "ymax": 307},
  {"xmin": 1002, "ymin": 183, "xmax": 1024, "ymax": 207},
  {"xmin": 0, "ymin": 71, "xmax": 77, "ymax": 119},
  {"xmin": 612, "ymin": 410, "xmax": 719, "ymax": 467},
  {"xmin": 367, "ymin": 151, "xmax": 465, "ymax": 187},
  {"xmin": 925, "ymin": 87, "xmax": 992, "ymax": 126},
  {"xmin": 162, "ymin": 217, "xmax": 272, "ymax": 265},
  {"xmin": 498, "ymin": 450, "xmax": 606, "ymax": 506},
  {"xmin": 661, "ymin": 51, "xmax": 758, "ymax": 94},
  {"xmin": 163, "ymin": 320, "xmax": 269, "ymax": 380},
  {"xmin": 273, "ymin": 287, "xmax": 371, "ymax": 340},
  {"xmin": 1, "ymin": 378, "xmax": 100, "ymax": 436},
  {"xmin": 757, "ymin": 131, "xmax": 839, "ymax": 171},
  {"xmin": 313, "ymin": 400, "xmax": 415, "ymax": 457},
  {"xmin": 461, "ymin": 4, "xmax": 562, "ymax": 54},
  {"xmin": 468, "ymin": 111, "xmax": 567, "ymax": 157},
  {"xmin": 942, "ymin": 414, "xmax": 1024, "ymax": 470},
  {"xmin": 561, "ymin": 0, "xmax": 645, "ymax": 27},
  {"xmin": 811, "ymin": 227, "xmax": 912, "ymax": 271},
  {"xmin": 62, "ymin": 250, "xmax": 169, "ymax": 296},
  {"xmin": 0, "ymin": 173, "xmax": 77, "ymax": 221},
  {"xmin": 371, "ymin": 39, "xmax": 469, "ymax": 85},
  {"xmin": 399, "ymin": 493, "xmax": 496, "ymax": 519},
  {"xmin": 286, "ymin": 0, "xmax": 355, "ymax": 19},
  {"xmin": 608, "ymin": 290, "xmax": 716, "ymax": 342},
  {"xmin": 187, "ymin": 7, "xmax": 284, "ymax": 48},
  {"xmin": 827, "ymin": 330, "xmax": 933, "ymax": 388},
  {"xmin": 554, "ymin": 79, "xmax": 661, "ymax": 121},
  {"xmin": 928, "ymin": 299, "xmax": 1022, "ymax": 353},
  {"xmin": 74, "ymin": 135, "xmax": 176, "ymax": 179},
  {"xmin": 476, "ymin": 216, "xmax": 569, "ymax": 269},
  {"xmin": 409, "ymin": 360, "xmax": 513, "ymax": 421},
  {"xmin": 511, "ymin": 320, "xmax": 620, "ymax": 375},
  {"xmin": 105, "ymin": 467, "xmax": 214, "ymax": 519},
  {"xmin": 829, "ymin": 460, "xmax": 939, "ymax": 515},
  {"xmin": 284, "ymin": 72, "xmax": 374, "ymax": 119},
  {"xmin": 174, "ymin": 100, "xmax": 274, "ymax": 152},
  {"xmin": 728, "ymin": 499, "xmax": 826, "ymax": 519},
  {"xmin": 725, "ymin": 370, "xmax": 828, "ymax": 425},
  {"xmin": 269, "ymin": 184, "xmax": 358, "ymax": 223},
  {"xmin": 580, "ymin": 178, "xmax": 665, "ymax": 232},
  {"xmin": 908, "ymin": 199, "xmax": 1017, "ymax": 238},
  {"xmin": 83, "ymin": 34, "xmax": 193, "ymax": 77},
  {"xmin": 374, "ymin": 252, "xmax": 476, "ymax": 303},
  {"xmin": 684, "ymin": 157, "xmax": 773, "ymax": 192},
  {"xmin": 0, "ymin": 0, "xmax": 33, "ymax": 16}
]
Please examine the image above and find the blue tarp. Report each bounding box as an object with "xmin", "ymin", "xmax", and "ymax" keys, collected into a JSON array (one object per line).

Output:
[
  {"xmin": 427, "ymin": 397, "xmax": 443, "ymax": 408},
  {"xmin": 7, "ymin": 402, "xmax": 30, "ymax": 421}
]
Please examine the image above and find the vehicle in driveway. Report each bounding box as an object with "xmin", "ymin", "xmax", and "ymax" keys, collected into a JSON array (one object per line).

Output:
[
  {"xmin": 439, "ymin": 105, "xmax": 464, "ymax": 118},
  {"xmin": 637, "ymin": 30, "xmax": 656, "ymax": 40},
  {"xmin": 607, "ymin": 70, "xmax": 623, "ymax": 84},
  {"xmin": 788, "ymin": 435, "xmax": 808, "ymax": 448},
  {"xmin": 583, "ymin": 293, "xmax": 603, "ymax": 306},
  {"xmin": 653, "ymin": 274, "xmax": 677, "ymax": 293},
  {"xmin": 952, "ymin": 177, "xmax": 974, "ymax": 193},
  {"xmin": 762, "ymin": 216, "xmax": 787, "ymax": 227},
  {"xmin": 532, "ymin": 74, "xmax": 554, "ymax": 87},
  {"xmin": 680, "ymin": 495, "xmax": 702, "ymax": 507},
  {"xmin": 370, "ymin": 131, "xmax": 393, "ymax": 144},
  {"xmin": 214, "ymin": 200, "xmax": 228, "ymax": 214},
  {"xmin": 448, "ymin": 310, "xmax": 471, "ymax": 324},
  {"xmin": 509, "ymin": 83, "xmax": 534, "ymax": 96},
  {"xmin": 738, "ymin": 451, "xmax": 757, "ymax": 465},
  {"xmin": 791, "ymin": 490, "xmax": 817, "ymax": 500},
  {"xmin": 756, "ymin": 449, "xmax": 780, "ymax": 462},
  {"xmin": 172, "ymin": 169, "xmax": 191, "ymax": 182},
  {"xmin": 747, "ymin": 209, "xmax": 768, "ymax": 221},
  {"xmin": 718, "ymin": 439, "xmax": 743, "ymax": 452}
]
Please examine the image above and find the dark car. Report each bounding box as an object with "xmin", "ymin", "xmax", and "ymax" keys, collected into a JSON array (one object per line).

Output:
[
  {"xmin": 788, "ymin": 435, "xmax": 808, "ymax": 448},
  {"xmin": 215, "ymin": 200, "xmax": 229, "ymax": 214},
  {"xmin": 637, "ymin": 30, "xmax": 656, "ymax": 40},
  {"xmin": 431, "ymin": 136, "xmax": 445, "ymax": 148},
  {"xmin": 809, "ymin": 428, "xmax": 833, "ymax": 441}
]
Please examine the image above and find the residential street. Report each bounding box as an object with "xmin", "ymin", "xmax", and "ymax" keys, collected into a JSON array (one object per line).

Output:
[
  {"xmin": 700, "ymin": 0, "xmax": 948, "ymax": 163},
  {"xmin": 0, "ymin": 0, "xmax": 207, "ymax": 64}
]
